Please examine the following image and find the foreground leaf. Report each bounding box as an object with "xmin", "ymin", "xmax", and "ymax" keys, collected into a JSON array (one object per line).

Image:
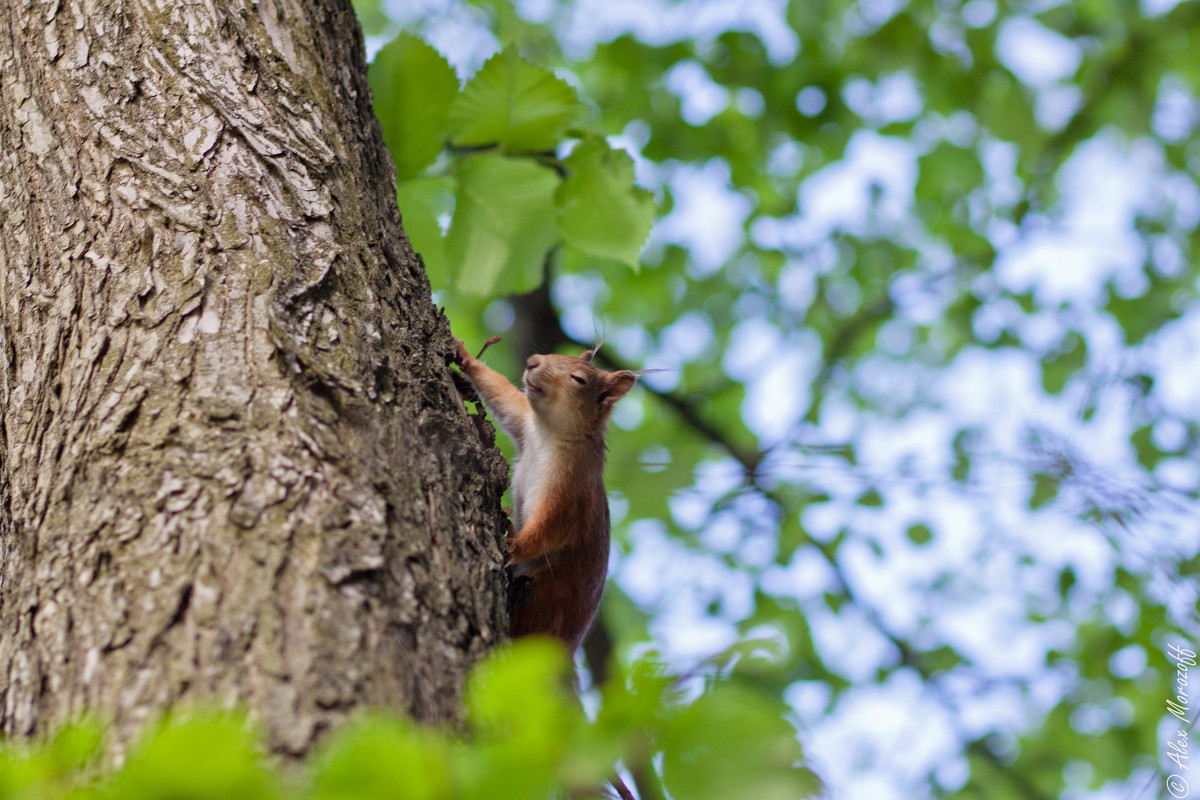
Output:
[
  {"xmin": 108, "ymin": 714, "xmax": 277, "ymax": 800},
  {"xmin": 459, "ymin": 638, "xmax": 581, "ymax": 800},
  {"xmin": 660, "ymin": 685, "xmax": 818, "ymax": 800},
  {"xmin": 312, "ymin": 716, "xmax": 453, "ymax": 800}
]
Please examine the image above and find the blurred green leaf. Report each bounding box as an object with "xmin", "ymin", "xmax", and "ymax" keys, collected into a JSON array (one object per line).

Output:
[
  {"xmin": 1030, "ymin": 473, "xmax": 1061, "ymax": 510},
  {"xmin": 313, "ymin": 716, "xmax": 453, "ymax": 800},
  {"xmin": 460, "ymin": 638, "xmax": 582, "ymax": 800},
  {"xmin": 447, "ymin": 153, "xmax": 560, "ymax": 295},
  {"xmin": 906, "ymin": 523, "xmax": 933, "ymax": 545},
  {"xmin": 1106, "ymin": 271, "xmax": 1190, "ymax": 344},
  {"xmin": 916, "ymin": 141, "xmax": 983, "ymax": 205},
  {"xmin": 556, "ymin": 138, "xmax": 656, "ymax": 269},
  {"xmin": 1041, "ymin": 331, "xmax": 1087, "ymax": 394},
  {"xmin": 350, "ymin": 0, "xmax": 389, "ymax": 37},
  {"xmin": 396, "ymin": 175, "xmax": 453, "ymax": 286},
  {"xmin": 110, "ymin": 714, "xmax": 277, "ymax": 800},
  {"xmin": 660, "ymin": 685, "xmax": 819, "ymax": 800},
  {"xmin": 47, "ymin": 719, "xmax": 104, "ymax": 777},
  {"xmin": 857, "ymin": 488, "xmax": 883, "ymax": 507},
  {"xmin": 369, "ymin": 33, "xmax": 459, "ymax": 180},
  {"xmin": 1058, "ymin": 566, "xmax": 1077, "ymax": 599},
  {"xmin": 1130, "ymin": 424, "xmax": 1161, "ymax": 470}
]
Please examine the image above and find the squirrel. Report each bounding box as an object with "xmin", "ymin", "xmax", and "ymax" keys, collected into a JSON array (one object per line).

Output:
[{"xmin": 453, "ymin": 338, "xmax": 638, "ymax": 653}]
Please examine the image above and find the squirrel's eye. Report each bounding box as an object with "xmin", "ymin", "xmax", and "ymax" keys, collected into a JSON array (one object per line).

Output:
[{"xmin": 571, "ymin": 375, "xmax": 586, "ymax": 385}]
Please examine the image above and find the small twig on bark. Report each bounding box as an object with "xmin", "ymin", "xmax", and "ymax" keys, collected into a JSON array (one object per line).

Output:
[{"xmin": 476, "ymin": 335, "xmax": 502, "ymax": 359}]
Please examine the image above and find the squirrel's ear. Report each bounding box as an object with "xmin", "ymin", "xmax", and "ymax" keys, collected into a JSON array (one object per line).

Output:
[
  {"xmin": 598, "ymin": 370, "xmax": 637, "ymax": 406},
  {"xmin": 580, "ymin": 338, "xmax": 604, "ymax": 363}
]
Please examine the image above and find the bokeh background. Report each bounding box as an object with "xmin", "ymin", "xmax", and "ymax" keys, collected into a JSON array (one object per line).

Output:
[{"xmin": 358, "ymin": 0, "xmax": 1200, "ymax": 796}]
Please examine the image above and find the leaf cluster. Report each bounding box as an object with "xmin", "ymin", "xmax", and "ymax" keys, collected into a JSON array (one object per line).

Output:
[
  {"xmin": 369, "ymin": 36, "xmax": 656, "ymax": 297},
  {"xmin": 0, "ymin": 641, "xmax": 819, "ymax": 800}
]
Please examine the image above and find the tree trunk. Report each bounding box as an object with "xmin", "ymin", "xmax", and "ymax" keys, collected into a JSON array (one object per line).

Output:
[{"xmin": 0, "ymin": 0, "xmax": 509, "ymax": 758}]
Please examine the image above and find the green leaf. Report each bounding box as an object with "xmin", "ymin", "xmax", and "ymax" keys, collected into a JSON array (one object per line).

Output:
[
  {"xmin": 447, "ymin": 153, "xmax": 560, "ymax": 295},
  {"xmin": 906, "ymin": 523, "xmax": 933, "ymax": 545},
  {"xmin": 951, "ymin": 428, "xmax": 977, "ymax": 483},
  {"xmin": 857, "ymin": 488, "xmax": 883, "ymax": 507},
  {"xmin": 449, "ymin": 48, "xmax": 584, "ymax": 153},
  {"xmin": 921, "ymin": 645, "xmax": 964, "ymax": 673},
  {"xmin": 111, "ymin": 713, "xmax": 278, "ymax": 800},
  {"xmin": 1041, "ymin": 331, "xmax": 1087, "ymax": 394},
  {"xmin": 595, "ymin": 658, "xmax": 674, "ymax": 739},
  {"xmin": 555, "ymin": 138, "xmax": 656, "ymax": 269},
  {"xmin": 1130, "ymin": 424, "xmax": 1161, "ymax": 470},
  {"xmin": 0, "ymin": 719, "xmax": 103, "ymax": 799},
  {"xmin": 313, "ymin": 716, "xmax": 453, "ymax": 800},
  {"xmin": 47, "ymin": 719, "xmax": 103, "ymax": 777},
  {"xmin": 660, "ymin": 685, "xmax": 820, "ymax": 800},
  {"xmin": 916, "ymin": 141, "xmax": 984, "ymax": 205},
  {"xmin": 369, "ymin": 33, "xmax": 459, "ymax": 180},
  {"xmin": 460, "ymin": 639, "xmax": 581, "ymax": 800},
  {"xmin": 1105, "ymin": 273, "xmax": 1189, "ymax": 345},
  {"xmin": 351, "ymin": 0, "xmax": 390, "ymax": 37},
  {"xmin": 467, "ymin": 638, "xmax": 577, "ymax": 739},
  {"xmin": 396, "ymin": 175, "xmax": 453, "ymax": 287},
  {"xmin": 1057, "ymin": 566, "xmax": 1077, "ymax": 599},
  {"xmin": 976, "ymin": 70, "xmax": 1038, "ymax": 148},
  {"xmin": 585, "ymin": 657, "xmax": 675, "ymax": 780},
  {"xmin": 1030, "ymin": 472, "xmax": 1060, "ymax": 509}
]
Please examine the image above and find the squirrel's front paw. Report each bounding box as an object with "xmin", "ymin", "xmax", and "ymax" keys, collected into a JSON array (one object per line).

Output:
[{"xmin": 452, "ymin": 338, "xmax": 472, "ymax": 368}]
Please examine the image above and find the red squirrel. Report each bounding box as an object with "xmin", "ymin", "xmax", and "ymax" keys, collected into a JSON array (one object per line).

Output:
[{"xmin": 454, "ymin": 338, "xmax": 638, "ymax": 652}]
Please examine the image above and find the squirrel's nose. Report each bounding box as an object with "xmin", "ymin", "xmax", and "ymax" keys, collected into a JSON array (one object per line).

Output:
[{"xmin": 526, "ymin": 357, "xmax": 540, "ymax": 370}]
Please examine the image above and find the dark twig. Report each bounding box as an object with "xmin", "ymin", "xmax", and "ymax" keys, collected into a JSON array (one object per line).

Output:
[
  {"xmin": 476, "ymin": 335, "xmax": 502, "ymax": 359},
  {"xmin": 610, "ymin": 774, "xmax": 637, "ymax": 800}
]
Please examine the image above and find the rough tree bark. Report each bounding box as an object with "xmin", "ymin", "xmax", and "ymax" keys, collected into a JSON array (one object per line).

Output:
[{"xmin": 0, "ymin": 0, "xmax": 510, "ymax": 757}]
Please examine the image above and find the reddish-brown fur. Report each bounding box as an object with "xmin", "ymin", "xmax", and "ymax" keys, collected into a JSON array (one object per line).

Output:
[{"xmin": 454, "ymin": 340, "xmax": 636, "ymax": 652}]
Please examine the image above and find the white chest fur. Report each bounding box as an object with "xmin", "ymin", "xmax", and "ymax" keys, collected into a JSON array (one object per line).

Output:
[{"xmin": 511, "ymin": 421, "xmax": 557, "ymax": 531}]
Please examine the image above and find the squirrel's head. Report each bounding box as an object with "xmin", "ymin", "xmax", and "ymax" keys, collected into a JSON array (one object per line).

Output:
[{"xmin": 522, "ymin": 348, "xmax": 637, "ymax": 438}]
